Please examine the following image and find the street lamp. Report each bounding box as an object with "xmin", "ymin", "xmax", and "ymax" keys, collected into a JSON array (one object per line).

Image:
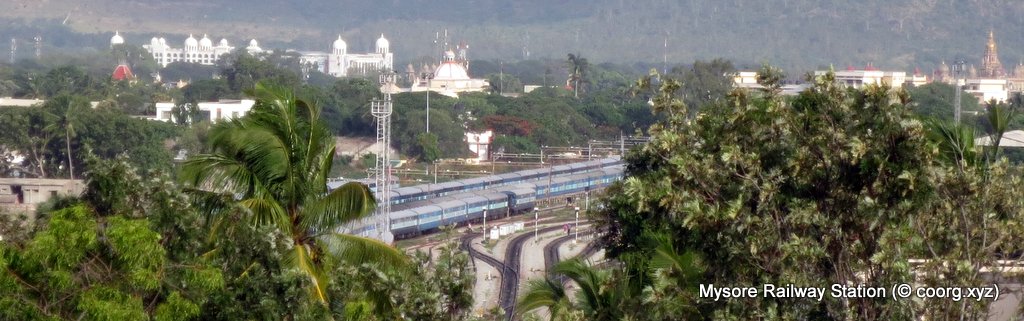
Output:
[
  {"xmin": 483, "ymin": 209, "xmax": 488, "ymax": 238},
  {"xmin": 421, "ymin": 72, "xmax": 434, "ymax": 133},
  {"xmin": 574, "ymin": 206, "xmax": 580, "ymax": 244},
  {"xmin": 951, "ymin": 59, "xmax": 966, "ymax": 124}
]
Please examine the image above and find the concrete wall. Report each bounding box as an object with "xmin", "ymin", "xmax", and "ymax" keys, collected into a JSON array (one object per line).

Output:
[{"xmin": 0, "ymin": 178, "xmax": 85, "ymax": 214}]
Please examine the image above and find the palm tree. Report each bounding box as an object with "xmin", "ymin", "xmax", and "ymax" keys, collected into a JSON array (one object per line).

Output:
[
  {"xmin": 182, "ymin": 83, "xmax": 407, "ymax": 305},
  {"xmin": 517, "ymin": 277, "xmax": 571, "ymax": 321},
  {"xmin": 640, "ymin": 233, "xmax": 704, "ymax": 320},
  {"xmin": 517, "ymin": 258, "xmax": 627, "ymax": 321},
  {"xmin": 43, "ymin": 95, "xmax": 84, "ymax": 179},
  {"xmin": 566, "ymin": 53, "xmax": 588, "ymax": 98}
]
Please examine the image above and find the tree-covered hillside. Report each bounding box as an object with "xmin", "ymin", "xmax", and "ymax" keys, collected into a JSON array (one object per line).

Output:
[{"xmin": 2, "ymin": 0, "xmax": 1024, "ymax": 72}]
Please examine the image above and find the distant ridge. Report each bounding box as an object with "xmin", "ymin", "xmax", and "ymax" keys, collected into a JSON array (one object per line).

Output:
[{"xmin": 1, "ymin": 0, "xmax": 1023, "ymax": 72}]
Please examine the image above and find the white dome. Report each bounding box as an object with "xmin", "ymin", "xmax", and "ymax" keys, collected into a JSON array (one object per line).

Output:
[
  {"xmin": 159, "ymin": 37, "xmax": 166, "ymax": 45},
  {"xmin": 375, "ymin": 33, "xmax": 389, "ymax": 50},
  {"xmin": 150, "ymin": 37, "xmax": 159, "ymax": 47},
  {"xmin": 185, "ymin": 34, "xmax": 198, "ymax": 47},
  {"xmin": 332, "ymin": 35, "xmax": 347, "ymax": 50},
  {"xmin": 110, "ymin": 31, "xmax": 124, "ymax": 45},
  {"xmin": 433, "ymin": 62, "xmax": 470, "ymax": 80},
  {"xmin": 199, "ymin": 34, "xmax": 213, "ymax": 48},
  {"xmin": 248, "ymin": 39, "xmax": 259, "ymax": 48},
  {"xmin": 219, "ymin": 38, "xmax": 229, "ymax": 47}
]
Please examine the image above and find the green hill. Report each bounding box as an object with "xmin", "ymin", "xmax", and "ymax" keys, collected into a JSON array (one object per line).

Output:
[{"xmin": 2, "ymin": 0, "xmax": 1023, "ymax": 73}]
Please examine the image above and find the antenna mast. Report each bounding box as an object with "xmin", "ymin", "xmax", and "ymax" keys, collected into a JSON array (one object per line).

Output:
[
  {"xmin": 371, "ymin": 71, "xmax": 396, "ymax": 244},
  {"xmin": 663, "ymin": 34, "xmax": 668, "ymax": 74},
  {"xmin": 33, "ymin": 35, "xmax": 41, "ymax": 59}
]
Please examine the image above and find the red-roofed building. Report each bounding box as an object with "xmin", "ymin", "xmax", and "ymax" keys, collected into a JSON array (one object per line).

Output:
[{"xmin": 112, "ymin": 64, "xmax": 134, "ymax": 81}]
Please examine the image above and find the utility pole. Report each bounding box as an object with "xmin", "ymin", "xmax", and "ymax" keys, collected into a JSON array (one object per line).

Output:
[
  {"xmin": 423, "ymin": 73, "xmax": 433, "ymax": 134},
  {"xmin": 574, "ymin": 207, "xmax": 580, "ymax": 244},
  {"xmin": 483, "ymin": 209, "xmax": 488, "ymax": 238},
  {"xmin": 620, "ymin": 131, "xmax": 625, "ymax": 155},
  {"xmin": 546, "ymin": 165, "xmax": 552, "ymax": 203},
  {"xmin": 585, "ymin": 191, "xmax": 590, "ymax": 212}
]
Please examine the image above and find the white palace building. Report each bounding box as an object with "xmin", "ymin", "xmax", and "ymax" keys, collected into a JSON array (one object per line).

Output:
[
  {"xmin": 144, "ymin": 34, "xmax": 235, "ymax": 68},
  {"xmin": 298, "ymin": 34, "xmax": 394, "ymax": 77},
  {"xmin": 133, "ymin": 32, "xmax": 393, "ymax": 77}
]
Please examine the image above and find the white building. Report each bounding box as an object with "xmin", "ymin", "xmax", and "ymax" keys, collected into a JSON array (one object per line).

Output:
[
  {"xmin": 152, "ymin": 99, "xmax": 256, "ymax": 123},
  {"xmin": 964, "ymin": 78, "xmax": 1008, "ymax": 103},
  {"xmin": 731, "ymin": 71, "xmax": 808, "ymax": 95},
  {"xmin": 0, "ymin": 98, "xmax": 44, "ymax": 107},
  {"xmin": 465, "ymin": 130, "xmax": 493, "ymax": 162},
  {"xmin": 143, "ymin": 34, "xmax": 235, "ymax": 67},
  {"xmin": 733, "ymin": 71, "xmax": 760, "ymax": 89},
  {"xmin": 408, "ymin": 50, "xmax": 489, "ymax": 97},
  {"xmin": 905, "ymin": 73, "xmax": 928, "ymax": 87},
  {"xmin": 815, "ymin": 69, "xmax": 906, "ymax": 89},
  {"xmin": 134, "ymin": 31, "xmax": 393, "ymax": 77},
  {"xmin": 299, "ymin": 34, "xmax": 394, "ymax": 77}
]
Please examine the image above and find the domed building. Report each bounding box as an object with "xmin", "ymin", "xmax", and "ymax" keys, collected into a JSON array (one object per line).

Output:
[
  {"xmin": 109, "ymin": 31, "xmax": 134, "ymax": 81},
  {"xmin": 246, "ymin": 39, "xmax": 262, "ymax": 54},
  {"xmin": 109, "ymin": 31, "xmax": 124, "ymax": 47},
  {"xmin": 409, "ymin": 43, "xmax": 489, "ymax": 97},
  {"xmin": 132, "ymin": 31, "xmax": 392, "ymax": 78},
  {"xmin": 140, "ymin": 32, "xmax": 235, "ymax": 67},
  {"xmin": 296, "ymin": 33, "xmax": 394, "ymax": 77}
]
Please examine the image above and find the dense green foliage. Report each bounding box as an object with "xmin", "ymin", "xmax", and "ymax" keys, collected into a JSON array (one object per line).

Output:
[
  {"xmin": 0, "ymin": 156, "xmax": 223, "ymax": 320},
  {"xmin": 0, "ymin": 86, "xmax": 491, "ymax": 321},
  {"xmin": 182, "ymin": 84, "xmax": 408, "ymax": 310},
  {"xmin": 0, "ymin": 96, "xmax": 178, "ymax": 178},
  {"xmin": 906, "ymin": 82, "xmax": 982, "ymax": 121},
  {"xmin": 589, "ymin": 68, "xmax": 1024, "ymax": 320}
]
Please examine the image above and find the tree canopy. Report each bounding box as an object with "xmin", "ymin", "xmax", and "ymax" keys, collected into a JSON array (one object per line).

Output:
[{"xmin": 593, "ymin": 68, "xmax": 1024, "ymax": 320}]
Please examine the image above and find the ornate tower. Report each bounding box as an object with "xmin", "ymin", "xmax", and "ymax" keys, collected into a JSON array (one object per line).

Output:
[
  {"xmin": 981, "ymin": 29, "xmax": 1004, "ymax": 78},
  {"xmin": 110, "ymin": 31, "xmax": 134, "ymax": 81}
]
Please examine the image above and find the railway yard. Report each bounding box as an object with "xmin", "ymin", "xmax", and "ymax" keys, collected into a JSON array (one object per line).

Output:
[
  {"xmin": 402, "ymin": 208, "xmax": 604, "ymax": 320},
  {"xmin": 376, "ymin": 157, "xmax": 623, "ymax": 320}
]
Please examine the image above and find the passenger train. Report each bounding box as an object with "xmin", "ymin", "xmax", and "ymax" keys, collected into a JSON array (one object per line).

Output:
[
  {"xmin": 388, "ymin": 157, "xmax": 621, "ymax": 208},
  {"xmin": 389, "ymin": 166, "xmax": 623, "ymax": 239},
  {"xmin": 337, "ymin": 157, "xmax": 624, "ymax": 240}
]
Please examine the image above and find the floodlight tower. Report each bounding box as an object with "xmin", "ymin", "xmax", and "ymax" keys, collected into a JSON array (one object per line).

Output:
[{"xmin": 372, "ymin": 71, "xmax": 396, "ymax": 244}]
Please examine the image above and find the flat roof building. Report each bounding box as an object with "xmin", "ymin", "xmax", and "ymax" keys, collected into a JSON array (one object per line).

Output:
[
  {"xmin": 152, "ymin": 99, "xmax": 256, "ymax": 124},
  {"xmin": 815, "ymin": 69, "xmax": 906, "ymax": 89}
]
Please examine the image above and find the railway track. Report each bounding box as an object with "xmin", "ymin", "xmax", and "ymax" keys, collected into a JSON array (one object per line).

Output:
[
  {"xmin": 543, "ymin": 230, "xmax": 596, "ymax": 271},
  {"xmin": 577, "ymin": 237, "xmax": 603, "ymax": 262},
  {"xmin": 460, "ymin": 232, "xmax": 506, "ymax": 275},
  {"xmin": 500, "ymin": 224, "xmax": 566, "ymax": 320}
]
